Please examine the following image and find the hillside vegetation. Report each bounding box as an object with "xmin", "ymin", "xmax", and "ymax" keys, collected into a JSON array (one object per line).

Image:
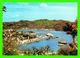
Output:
[{"xmin": 3, "ymin": 19, "xmax": 71, "ymax": 31}]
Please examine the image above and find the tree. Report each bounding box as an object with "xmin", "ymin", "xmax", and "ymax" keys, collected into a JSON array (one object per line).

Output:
[
  {"xmin": 63, "ymin": 22, "xmax": 77, "ymax": 39},
  {"xmin": 63, "ymin": 22, "xmax": 77, "ymax": 55},
  {"xmin": 3, "ymin": 6, "xmax": 6, "ymax": 12}
]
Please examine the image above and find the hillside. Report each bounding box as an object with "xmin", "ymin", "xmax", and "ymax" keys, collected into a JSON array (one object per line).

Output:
[{"xmin": 3, "ymin": 19, "xmax": 72, "ymax": 31}]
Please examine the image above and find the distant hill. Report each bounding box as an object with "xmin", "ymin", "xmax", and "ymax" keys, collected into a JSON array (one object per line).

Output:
[{"xmin": 3, "ymin": 19, "xmax": 74, "ymax": 31}]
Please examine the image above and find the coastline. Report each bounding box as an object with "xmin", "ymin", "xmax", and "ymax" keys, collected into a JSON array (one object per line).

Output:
[{"xmin": 3, "ymin": 29, "xmax": 55, "ymax": 46}]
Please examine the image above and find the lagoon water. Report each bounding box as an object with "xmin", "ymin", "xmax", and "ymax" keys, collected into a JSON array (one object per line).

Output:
[{"xmin": 18, "ymin": 29, "xmax": 72, "ymax": 52}]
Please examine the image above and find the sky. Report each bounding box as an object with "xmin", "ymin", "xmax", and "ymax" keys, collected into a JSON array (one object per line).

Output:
[{"xmin": 3, "ymin": 2, "xmax": 77, "ymax": 22}]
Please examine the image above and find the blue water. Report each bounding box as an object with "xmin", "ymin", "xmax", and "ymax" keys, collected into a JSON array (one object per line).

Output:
[{"xmin": 18, "ymin": 29, "xmax": 72, "ymax": 52}]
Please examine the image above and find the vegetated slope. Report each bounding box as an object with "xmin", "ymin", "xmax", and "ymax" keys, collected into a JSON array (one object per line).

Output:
[{"xmin": 3, "ymin": 19, "xmax": 71, "ymax": 31}]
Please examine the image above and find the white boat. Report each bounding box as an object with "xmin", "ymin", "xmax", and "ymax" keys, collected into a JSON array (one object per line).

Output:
[
  {"xmin": 58, "ymin": 40, "xmax": 67, "ymax": 44},
  {"xmin": 58, "ymin": 44, "xmax": 65, "ymax": 46},
  {"xmin": 46, "ymin": 33, "xmax": 54, "ymax": 37}
]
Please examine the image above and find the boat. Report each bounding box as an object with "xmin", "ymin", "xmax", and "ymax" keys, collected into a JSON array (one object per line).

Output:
[
  {"xmin": 58, "ymin": 40, "xmax": 67, "ymax": 44},
  {"xmin": 58, "ymin": 44, "xmax": 65, "ymax": 46},
  {"xmin": 46, "ymin": 33, "xmax": 54, "ymax": 37}
]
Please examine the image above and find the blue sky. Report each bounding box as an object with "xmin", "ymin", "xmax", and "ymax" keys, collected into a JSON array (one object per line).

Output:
[{"xmin": 3, "ymin": 2, "xmax": 77, "ymax": 22}]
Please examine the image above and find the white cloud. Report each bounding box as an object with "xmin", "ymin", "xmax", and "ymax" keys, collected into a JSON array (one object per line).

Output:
[{"xmin": 40, "ymin": 3, "xmax": 48, "ymax": 8}]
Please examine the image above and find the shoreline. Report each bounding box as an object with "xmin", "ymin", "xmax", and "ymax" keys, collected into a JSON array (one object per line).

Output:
[{"xmin": 3, "ymin": 29, "xmax": 55, "ymax": 46}]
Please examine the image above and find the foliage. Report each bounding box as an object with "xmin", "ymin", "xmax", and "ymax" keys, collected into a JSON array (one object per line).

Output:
[
  {"xmin": 63, "ymin": 22, "xmax": 77, "ymax": 39},
  {"xmin": 58, "ymin": 45, "xmax": 77, "ymax": 55},
  {"xmin": 3, "ymin": 6, "xmax": 6, "ymax": 12},
  {"xmin": 21, "ymin": 45, "xmax": 54, "ymax": 55}
]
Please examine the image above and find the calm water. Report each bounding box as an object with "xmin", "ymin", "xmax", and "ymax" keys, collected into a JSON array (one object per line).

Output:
[{"xmin": 18, "ymin": 29, "xmax": 72, "ymax": 52}]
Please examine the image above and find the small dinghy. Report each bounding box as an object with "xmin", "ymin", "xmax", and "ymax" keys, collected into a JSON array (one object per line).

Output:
[
  {"xmin": 58, "ymin": 40, "xmax": 67, "ymax": 46},
  {"xmin": 58, "ymin": 44, "xmax": 65, "ymax": 46},
  {"xmin": 58, "ymin": 40, "xmax": 67, "ymax": 44}
]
